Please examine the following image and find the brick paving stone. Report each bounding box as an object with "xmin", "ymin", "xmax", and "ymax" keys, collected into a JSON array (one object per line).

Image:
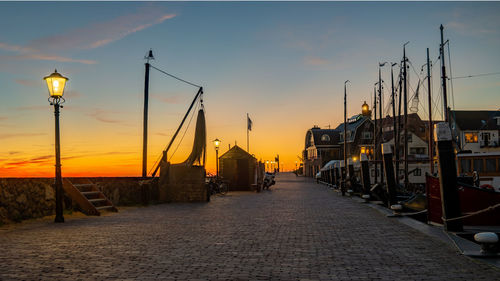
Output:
[{"xmin": 1, "ymin": 173, "xmax": 499, "ymax": 280}]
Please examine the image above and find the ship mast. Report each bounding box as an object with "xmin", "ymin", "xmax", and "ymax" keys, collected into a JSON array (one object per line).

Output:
[
  {"xmin": 440, "ymin": 24, "xmax": 449, "ymax": 122},
  {"xmin": 403, "ymin": 42, "xmax": 409, "ymax": 190},
  {"xmin": 426, "ymin": 48, "xmax": 434, "ymax": 174}
]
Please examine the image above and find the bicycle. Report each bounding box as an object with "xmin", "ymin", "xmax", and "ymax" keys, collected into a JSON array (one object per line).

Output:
[{"xmin": 206, "ymin": 174, "xmax": 228, "ymax": 195}]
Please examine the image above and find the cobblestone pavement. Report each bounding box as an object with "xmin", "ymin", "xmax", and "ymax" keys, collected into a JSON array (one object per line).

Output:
[{"xmin": 1, "ymin": 173, "xmax": 499, "ymax": 280}]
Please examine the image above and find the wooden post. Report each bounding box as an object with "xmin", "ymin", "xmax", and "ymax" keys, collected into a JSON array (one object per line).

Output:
[
  {"xmin": 435, "ymin": 122, "xmax": 463, "ymax": 232},
  {"xmin": 340, "ymin": 160, "xmax": 346, "ymax": 196},
  {"xmin": 360, "ymin": 153, "xmax": 371, "ymax": 197},
  {"xmin": 348, "ymin": 158, "xmax": 356, "ymax": 191},
  {"xmin": 382, "ymin": 143, "xmax": 398, "ymax": 207}
]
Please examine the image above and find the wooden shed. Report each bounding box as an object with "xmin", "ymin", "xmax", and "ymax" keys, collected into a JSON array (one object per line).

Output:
[{"xmin": 219, "ymin": 145, "xmax": 258, "ymax": 191}]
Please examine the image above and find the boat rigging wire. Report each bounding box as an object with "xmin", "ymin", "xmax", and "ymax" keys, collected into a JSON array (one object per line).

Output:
[
  {"xmin": 447, "ymin": 42, "xmax": 455, "ymax": 110},
  {"xmin": 451, "ymin": 71, "xmax": 500, "ymax": 80},
  {"xmin": 150, "ymin": 65, "xmax": 202, "ymax": 88}
]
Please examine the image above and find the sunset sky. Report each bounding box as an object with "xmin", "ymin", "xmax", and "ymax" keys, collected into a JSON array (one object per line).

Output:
[{"xmin": 1, "ymin": 2, "xmax": 500, "ymax": 177}]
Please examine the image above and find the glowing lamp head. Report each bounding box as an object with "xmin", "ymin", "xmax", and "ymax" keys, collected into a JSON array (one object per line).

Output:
[
  {"xmin": 361, "ymin": 101, "xmax": 371, "ymax": 116},
  {"xmin": 213, "ymin": 138, "xmax": 221, "ymax": 149},
  {"xmin": 44, "ymin": 69, "xmax": 68, "ymax": 98}
]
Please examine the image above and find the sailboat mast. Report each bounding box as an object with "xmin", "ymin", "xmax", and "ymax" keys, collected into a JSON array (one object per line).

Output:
[
  {"xmin": 403, "ymin": 43, "xmax": 409, "ymax": 190},
  {"xmin": 396, "ymin": 65, "xmax": 402, "ymax": 183},
  {"xmin": 391, "ymin": 63, "xmax": 397, "ymax": 181},
  {"xmin": 440, "ymin": 24, "xmax": 449, "ymax": 122},
  {"xmin": 426, "ymin": 48, "xmax": 434, "ymax": 174},
  {"xmin": 373, "ymin": 84, "xmax": 378, "ymax": 184}
]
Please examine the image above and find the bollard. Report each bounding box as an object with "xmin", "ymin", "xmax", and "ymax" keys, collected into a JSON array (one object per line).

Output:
[
  {"xmin": 340, "ymin": 160, "xmax": 346, "ymax": 196},
  {"xmin": 382, "ymin": 143, "xmax": 398, "ymax": 208},
  {"xmin": 360, "ymin": 153, "xmax": 371, "ymax": 201},
  {"xmin": 474, "ymin": 232, "xmax": 499, "ymax": 255},
  {"xmin": 435, "ymin": 123, "xmax": 463, "ymax": 232},
  {"xmin": 348, "ymin": 158, "xmax": 356, "ymax": 193}
]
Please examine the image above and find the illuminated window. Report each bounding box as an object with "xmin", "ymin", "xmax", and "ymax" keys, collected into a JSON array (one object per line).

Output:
[{"xmin": 465, "ymin": 132, "xmax": 478, "ymax": 143}]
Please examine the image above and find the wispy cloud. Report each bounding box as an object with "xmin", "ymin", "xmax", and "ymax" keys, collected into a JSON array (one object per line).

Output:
[
  {"xmin": 304, "ymin": 56, "xmax": 330, "ymax": 66},
  {"xmin": 0, "ymin": 133, "xmax": 46, "ymax": 139},
  {"xmin": 446, "ymin": 8, "xmax": 499, "ymax": 36},
  {"xmin": 15, "ymin": 79, "xmax": 39, "ymax": 87},
  {"xmin": 13, "ymin": 105, "xmax": 48, "ymax": 111},
  {"xmin": 29, "ymin": 8, "xmax": 176, "ymax": 52},
  {"xmin": 86, "ymin": 108, "xmax": 131, "ymax": 125},
  {"xmin": 2, "ymin": 155, "xmax": 52, "ymax": 167},
  {"xmin": 13, "ymin": 54, "xmax": 97, "ymax": 64},
  {"xmin": 0, "ymin": 6, "xmax": 176, "ymax": 64}
]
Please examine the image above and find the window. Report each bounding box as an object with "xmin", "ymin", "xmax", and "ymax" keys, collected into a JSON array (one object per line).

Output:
[
  {"xmin": 460, "ymin": 159, "xmax": 471, "ymax": 173},
  {"xmin": 473, "ymin": 159, "xmax": 484, "ymax": 172},
  {"xmin": 362, "ymin": 131, "xmax": 372, "ymax": 139},
  {"xmin": 413, "ymin": 168, "xmax": 422, "ymax": 176},
  {"xmin": 320, "ymin": 134, "xmax": 330, "ymax": 142},
  {"xmin": 410, "ymin": 147, "xmax": 426, "ymax": 155},
  {"xmin": 465, "ymin": 132, "xmax": 478, "ymax": 143},
  {"xmin": 485, "ymin": 158, "xmax": 497, "ymax": 172},
  {"xmin": 340, "ymin": 133, "xmax": 344, "ymax": 141}
]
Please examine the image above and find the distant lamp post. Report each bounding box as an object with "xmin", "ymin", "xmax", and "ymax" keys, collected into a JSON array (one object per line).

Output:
[
  {"xmin": 213, "ymin": 139, "xmax": 221, "ymax": 177},
  {"xmin": 44, "ymin": 69, "xmax": 68, "ymax": 223}
]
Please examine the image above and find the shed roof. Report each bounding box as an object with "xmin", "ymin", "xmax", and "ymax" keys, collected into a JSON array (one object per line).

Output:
[{"xmin": 219, "ymin": 145, "xmax": 256, "ymax": 160}]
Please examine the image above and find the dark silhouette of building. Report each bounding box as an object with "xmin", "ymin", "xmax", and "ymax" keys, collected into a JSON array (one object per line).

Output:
[{"xmin": 219, "ymin": 145, "xmax": 258, "ymax": 191}]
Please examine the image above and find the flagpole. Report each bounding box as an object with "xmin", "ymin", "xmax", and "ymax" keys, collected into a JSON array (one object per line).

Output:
[{"xmin": 247, "ymin": 113, "xmax": 250, "ymax": 152}]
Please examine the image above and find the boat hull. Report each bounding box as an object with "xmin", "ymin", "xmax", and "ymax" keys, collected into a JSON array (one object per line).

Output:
[{"xmin": 426, "ymin": 175, "xmax": 500, "ymax": 226}]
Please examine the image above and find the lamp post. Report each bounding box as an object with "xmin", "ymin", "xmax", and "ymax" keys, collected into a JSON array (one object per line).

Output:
[
  {"xmin": 213, "ymin": 138, "xmax": 221, "ymax": 178},
  {"xmin": 44, "ymin": 69, "xmax": 68, "ymax": 223}
]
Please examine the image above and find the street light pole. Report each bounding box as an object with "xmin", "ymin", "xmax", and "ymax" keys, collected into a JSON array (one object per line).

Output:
[
  {"xmin": 53, "ymin": 102, "xmax": 63, "ymax": 223},
  {"xmin": 44, "ymin": 69, "xmax": 68, "ymax": 223},
  {"xmin": 214, "ymin": 139, "xmax": 220, "ymax": 178}
]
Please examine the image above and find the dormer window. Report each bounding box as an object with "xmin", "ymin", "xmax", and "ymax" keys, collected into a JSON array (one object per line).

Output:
[{"xmin": 321, "ymin": 134, "xmax": 330, "ymax": 142}]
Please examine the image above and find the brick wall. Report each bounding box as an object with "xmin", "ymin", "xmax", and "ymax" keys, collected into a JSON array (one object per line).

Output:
[{"xmin": 159, "ymin": 164, "xmax": 207, "ymax": 202}]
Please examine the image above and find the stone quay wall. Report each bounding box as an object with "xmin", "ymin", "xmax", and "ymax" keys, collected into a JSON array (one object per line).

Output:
[{"xmin": 0, "ymin": 177, "xmax": 159, "ymax": 224}]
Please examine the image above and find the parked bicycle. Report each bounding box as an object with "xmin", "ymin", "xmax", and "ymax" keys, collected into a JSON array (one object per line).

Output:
[{"xmin": 206, "ymin": 174, "xmax": 228, "ymax": 195}]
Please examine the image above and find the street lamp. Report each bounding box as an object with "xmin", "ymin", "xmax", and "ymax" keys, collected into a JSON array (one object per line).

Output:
[
  {"xmin": 213, "ymin": 138, "xmax": 221, "ymax": 177},
  {"xmin": 44, "ymin": 69, "xmax": 68, "ymax": 223}
]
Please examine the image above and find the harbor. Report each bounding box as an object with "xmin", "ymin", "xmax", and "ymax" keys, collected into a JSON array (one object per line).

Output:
[
  {"xmin": 1, "ymin": 173, "xmax": 500, "ymax": 280},
  {"xmin": 1, "ymin": 1, "xmax": 500, "ymax": 280}
]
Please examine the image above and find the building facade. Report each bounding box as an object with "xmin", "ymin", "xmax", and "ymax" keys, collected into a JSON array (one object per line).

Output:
[
  {"xmin": 450, "ymin": 110, "xmax": 500, "ymax": 153},
  {"xmin": 302, "ymin": 127, "xmax": 340, "ymax": 177}
]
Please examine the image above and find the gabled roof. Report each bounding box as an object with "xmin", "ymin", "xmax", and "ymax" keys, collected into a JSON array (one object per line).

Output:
[
  {"xmin": 311, "ymin": 129, "xmax": 340, "ymax": 146},
  {"xmin": 335, "ymin": 114, "xmax": 371, "ymax": 142},
  {"xmin": 450, "ymin": 110, "xmax": 500, "ymax": 131},
  {"xmin": 305, "ymin": 127, "xmax": 340, "ymax": 148},
  {"xmin": 219, "ymin": 145, "xmax": 256, "ymax": 160}
]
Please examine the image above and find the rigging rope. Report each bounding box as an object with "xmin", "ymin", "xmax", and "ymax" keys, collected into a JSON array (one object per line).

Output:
[
  {"xmin": 150, "ymin": 65, "xmax": 202, "ymax": 88},
  {"xmin": 451, "ymin": 71, "xmax": 500, "ymax": 80},
  {"xmin": 447, "ymin": 42, "xmax": 455, "ymax": 110}
]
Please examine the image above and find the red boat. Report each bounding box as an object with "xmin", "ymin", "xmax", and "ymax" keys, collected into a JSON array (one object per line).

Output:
[{"xmin": 426, "ymin": 175, "xmax": 500, "ymax": 226}]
